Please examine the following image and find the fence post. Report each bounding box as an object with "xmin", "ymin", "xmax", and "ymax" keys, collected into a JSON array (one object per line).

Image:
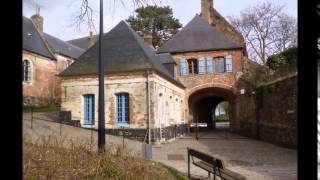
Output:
[
  {"xmin": 30, "ymin": 106, "xmax": 33, "ymax": 129},
  {"xmin": 91, "ymin": 124, "xmax": 93, "ymax": 147},
  {"xmin": 187, "ymin": 148, "xmax": 190, "ymax": 179},
  {"xmin": 196, "ymin": 116, "xmax": 199, "ymax": 140},
  {"xmin": 122, "ymin": 126, "xmax": 125, "ymax": 150}
]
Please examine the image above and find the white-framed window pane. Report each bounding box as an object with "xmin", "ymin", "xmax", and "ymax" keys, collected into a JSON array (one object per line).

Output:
[
  {"xmin": 206, "ymin": 57, "xmax": 213, "ymax": 74},
  {"xmin": 198, "ymin": 57, "xmax": 206, "ymax": 74},
  {"xmin": 214, "ymin": 57, "xmax": 225, "ymax": 73},
  {"xmin": 116, "ymin": 93, "xmax": 129, "ymax": 124},
  {"xmin": 179, "ymin": 58, "xmax": 188, "ymax": 75},
  {"xmin": 225, "ymin": 55, "xmax": 232, "ymax": 72},
  {"xmin": 23, "ymin": 60, "xmax": 31, "ymax": 83}
]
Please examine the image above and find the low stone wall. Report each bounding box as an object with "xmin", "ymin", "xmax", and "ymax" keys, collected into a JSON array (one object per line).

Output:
[
  {"xmin": 234, "ymin": 75, "xmax": 297, "ymax": 148},
  {"xmin": 23, "ymin": 96, "xmax": 60, "ymax": 107}
]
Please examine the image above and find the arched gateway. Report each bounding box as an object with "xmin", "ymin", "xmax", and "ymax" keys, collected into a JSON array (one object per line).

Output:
[{"xmin": 187, "ymin": 84, "xmax": 237, "ymax": 130}]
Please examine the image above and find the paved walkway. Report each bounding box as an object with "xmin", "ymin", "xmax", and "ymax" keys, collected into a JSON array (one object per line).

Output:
[{"xmin": 23, "ymin": 113, "xmax": 297, "ymax": 180}]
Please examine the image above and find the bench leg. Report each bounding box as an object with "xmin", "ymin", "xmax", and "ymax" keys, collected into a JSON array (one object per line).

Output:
[{"xmin": 208, "ymin": 171, "xmax": 211, "ymax": 179}]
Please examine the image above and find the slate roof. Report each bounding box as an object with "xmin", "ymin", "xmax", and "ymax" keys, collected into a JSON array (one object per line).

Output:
[
  {"xmin": 157, "ymin": 14, "xmax": 242, "ymax": 53},
  {"xmin": 156, "ymin": 53, "xmax": 176, "ymax": 64},
  {"xmin": 67, "ymin": 35, "xmax": 99, "ymax": 50},
  {"xmin": 59, "ymin": 21, "xmax": 185, "ymax": 88},
  {"xmin": 23, "ymin": 16, "xmax": 55, "ymax": 59},
  {"xmin": 43, "ymin": 33, "xmax": 85, "ymax": 59}
]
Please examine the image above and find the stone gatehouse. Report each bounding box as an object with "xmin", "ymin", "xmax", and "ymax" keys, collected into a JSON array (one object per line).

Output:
[{"xmin": 59, "ymin": 0, "xmax": 250, "ymax": 142}]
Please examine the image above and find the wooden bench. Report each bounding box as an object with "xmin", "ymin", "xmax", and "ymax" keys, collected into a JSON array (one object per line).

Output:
[{"xmin": 187, "ymin": 148, "xmax": 246, "ymax": 180}]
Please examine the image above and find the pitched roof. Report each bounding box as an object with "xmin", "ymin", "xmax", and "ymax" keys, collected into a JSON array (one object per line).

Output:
[
  {"xmin": 59, "ymin": 21, "xmax": 185, "ymax": 88},
  {"xmin": 43, "ymin": 33, "xmax": 85, "ymax": 59},
  {"xmin": 157, "ymin": 14, "xmax": 242, "ymax": 53},
  {"xmin": 156, "ymin": 53, "xmax": 176, "ymax": 64},
  {"xmin": 23, "ymin": 16, "xmax": 55, "ymax": 59},
  {"xmin": 67, "ymin": 35, "xmax": 99, "ymax": 50}
]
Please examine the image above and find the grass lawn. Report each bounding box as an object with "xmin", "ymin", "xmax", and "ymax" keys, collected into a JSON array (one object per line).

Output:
[
  {"xmin": 23, "ymin": 135, "xmax": 187, "ymax": 180},
  {"xmin": 215, "ymin": 114, "xmax": 229, "ymax": 122}
]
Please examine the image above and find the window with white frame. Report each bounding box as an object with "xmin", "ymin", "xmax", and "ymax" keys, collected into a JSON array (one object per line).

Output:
[
  {"xmin": 22, "ymin": 59, "xmax": 32, "ymax": 83},
  {"xmin": 214, "ymin": 57, "xmax": 225, "ymax": 73},
  {"xmin": 225, "ymin": 55, "xmax": 233, "ymax": 72},
  {"xmin": 198, "ymin": 57, "xmax": 206, "ymax": 74},
  {"xmin": 179, "ymin": 58, "xmax": 188, "ymax": 75},
  {"xmin": 116, "ymin": 93, "xmax": 129, "ymax": 125}
]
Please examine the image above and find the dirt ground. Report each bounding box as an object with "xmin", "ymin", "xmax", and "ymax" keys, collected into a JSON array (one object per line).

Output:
[{"xmin": 23, "ymin": 113, "xmax": 297, "ymax": 180}]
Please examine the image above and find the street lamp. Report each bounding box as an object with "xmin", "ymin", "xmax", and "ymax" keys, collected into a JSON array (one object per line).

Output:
[{"xmin": 98, "ymin": 0, "xmax": 105, "ymax": 153}]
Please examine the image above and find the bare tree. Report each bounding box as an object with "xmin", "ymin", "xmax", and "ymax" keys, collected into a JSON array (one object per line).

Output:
[
  {"xmin": 272, "ymin": 13, "xmax": 297, "ymax": 52},
  {"xmin": 70, "ymin": 0, "xmax": 160, "ymax": 33},
  {"xmin": 228, "ymin": 2, "xmax": 297, "ymax": 64}
]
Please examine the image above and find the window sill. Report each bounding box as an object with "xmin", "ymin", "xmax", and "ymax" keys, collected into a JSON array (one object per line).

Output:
[
  {"xmin": 180, "ymin": 72, "xmax": 233, "ymax": 76},
  {"xmin": 116, "ymin": 122, "xmax": 130, "ymax": 128}
]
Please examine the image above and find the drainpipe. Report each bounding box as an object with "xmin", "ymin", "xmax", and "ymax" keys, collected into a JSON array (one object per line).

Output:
[{"xmin": 146, "ymin": 70, "xmax": 151, "ymax": 144}]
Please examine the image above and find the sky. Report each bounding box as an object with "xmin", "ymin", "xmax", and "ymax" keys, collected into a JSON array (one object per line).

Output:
[{"xmin": 23, "ymin": 0, "xmax": 297, "ymax": 41}]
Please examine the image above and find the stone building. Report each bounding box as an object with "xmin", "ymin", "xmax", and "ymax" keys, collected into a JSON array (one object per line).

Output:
[
  {"xmin": 23, "ymin": 11, "xmax": 85, "ymax": 106},
  {"xmin": 59, "ymin": 0, "xmax": 251, "ymax": 142},
  {"xmin": 59, "ymin": 21, "xmax": 187, "ymax": 142}
]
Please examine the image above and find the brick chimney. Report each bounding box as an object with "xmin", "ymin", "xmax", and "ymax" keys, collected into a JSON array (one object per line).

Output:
[
  {"xmin": 143, "ymin": 34, "xmax": 154, "ymax": 48},
  {"xmin": 31, "ymin": 5, "xmax": 44, "ymax": 33},
  {"xmin": 88, "ymin": 31, "xmax": 95, "ymax": 48},
  {"xmin": 201, "ymin": 0, "xmax": 213, "ymax": 24}
]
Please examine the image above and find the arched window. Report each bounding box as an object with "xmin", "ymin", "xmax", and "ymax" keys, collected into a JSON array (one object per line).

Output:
[
  {"xmin": 116, "ymin": 93, "xmax": 129, "ymax": 125},
  {"xmin": 22, "ymin": 59, "xmax": 32, "ymax": 83}
]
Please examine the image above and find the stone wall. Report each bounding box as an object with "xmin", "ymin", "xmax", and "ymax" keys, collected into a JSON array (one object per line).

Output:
[
  {"xmin": 22, "ymin": 51, "xmax": 75, "ymax": 107},
  {"xmin": 60, "ymin": 71, "xmax": 185, "ymax": 142},
  {"xmin": 23, "ymin": 51, "xmax": 57, "ymax": 107},
  {"xmin": 55, "ymin": 54, "xmax": 74, "ymax": 103},
  {"xmin": 234, "ymin": 75, "xmax": 297, "ymax": 148}
]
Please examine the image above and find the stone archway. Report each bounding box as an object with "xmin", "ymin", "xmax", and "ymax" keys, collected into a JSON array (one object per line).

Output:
[{"xmin": 187, "ymin": 84, "xmax": 236, "ymax": 131}]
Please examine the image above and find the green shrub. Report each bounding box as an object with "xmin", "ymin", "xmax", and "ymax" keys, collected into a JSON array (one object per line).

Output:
[
  {"xmin": 267, "ymin": 47, "xmax": 297, "ymax": 70},
  {"xmin": 215, "ymin": 114, "xmax": 229, "ymax": 122}
]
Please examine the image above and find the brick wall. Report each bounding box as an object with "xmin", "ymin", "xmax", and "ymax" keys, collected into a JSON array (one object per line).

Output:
[
  {"xmin": 172, "ymin": 49, "xmax": 244, "ymax": 91},
  {"xmin": 22, "ymin": 51, "xmax": 76, "ymax": 107},
  {"xmin": 23, "ymin": 51, "xmax": 57, "ymax": 106},
  {"xmin": 234, "ymin": 75, "xmax": 297, "ymax": 148}
]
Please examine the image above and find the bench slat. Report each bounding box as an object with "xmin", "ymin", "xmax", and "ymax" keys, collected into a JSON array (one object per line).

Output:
[
  {"xmin": 220, "ymin": 168, "xmax": 246, "ymax": 180},
  {"xmin": 193, "ymin": 161, "xmax": 214, "ymax": 172}
]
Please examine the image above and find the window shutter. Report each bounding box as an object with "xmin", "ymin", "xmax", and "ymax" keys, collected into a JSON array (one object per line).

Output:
[
  {"xmin": 179, "ymin": 58, "xmax": 187, "ymax": 75},
  {"xmin": 206, "ymin": 57, "xmax": 213, "ymax": 73},
  {"xmin": 225, "ymin": 55, "xmax": 233, "ymax": 72}
]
